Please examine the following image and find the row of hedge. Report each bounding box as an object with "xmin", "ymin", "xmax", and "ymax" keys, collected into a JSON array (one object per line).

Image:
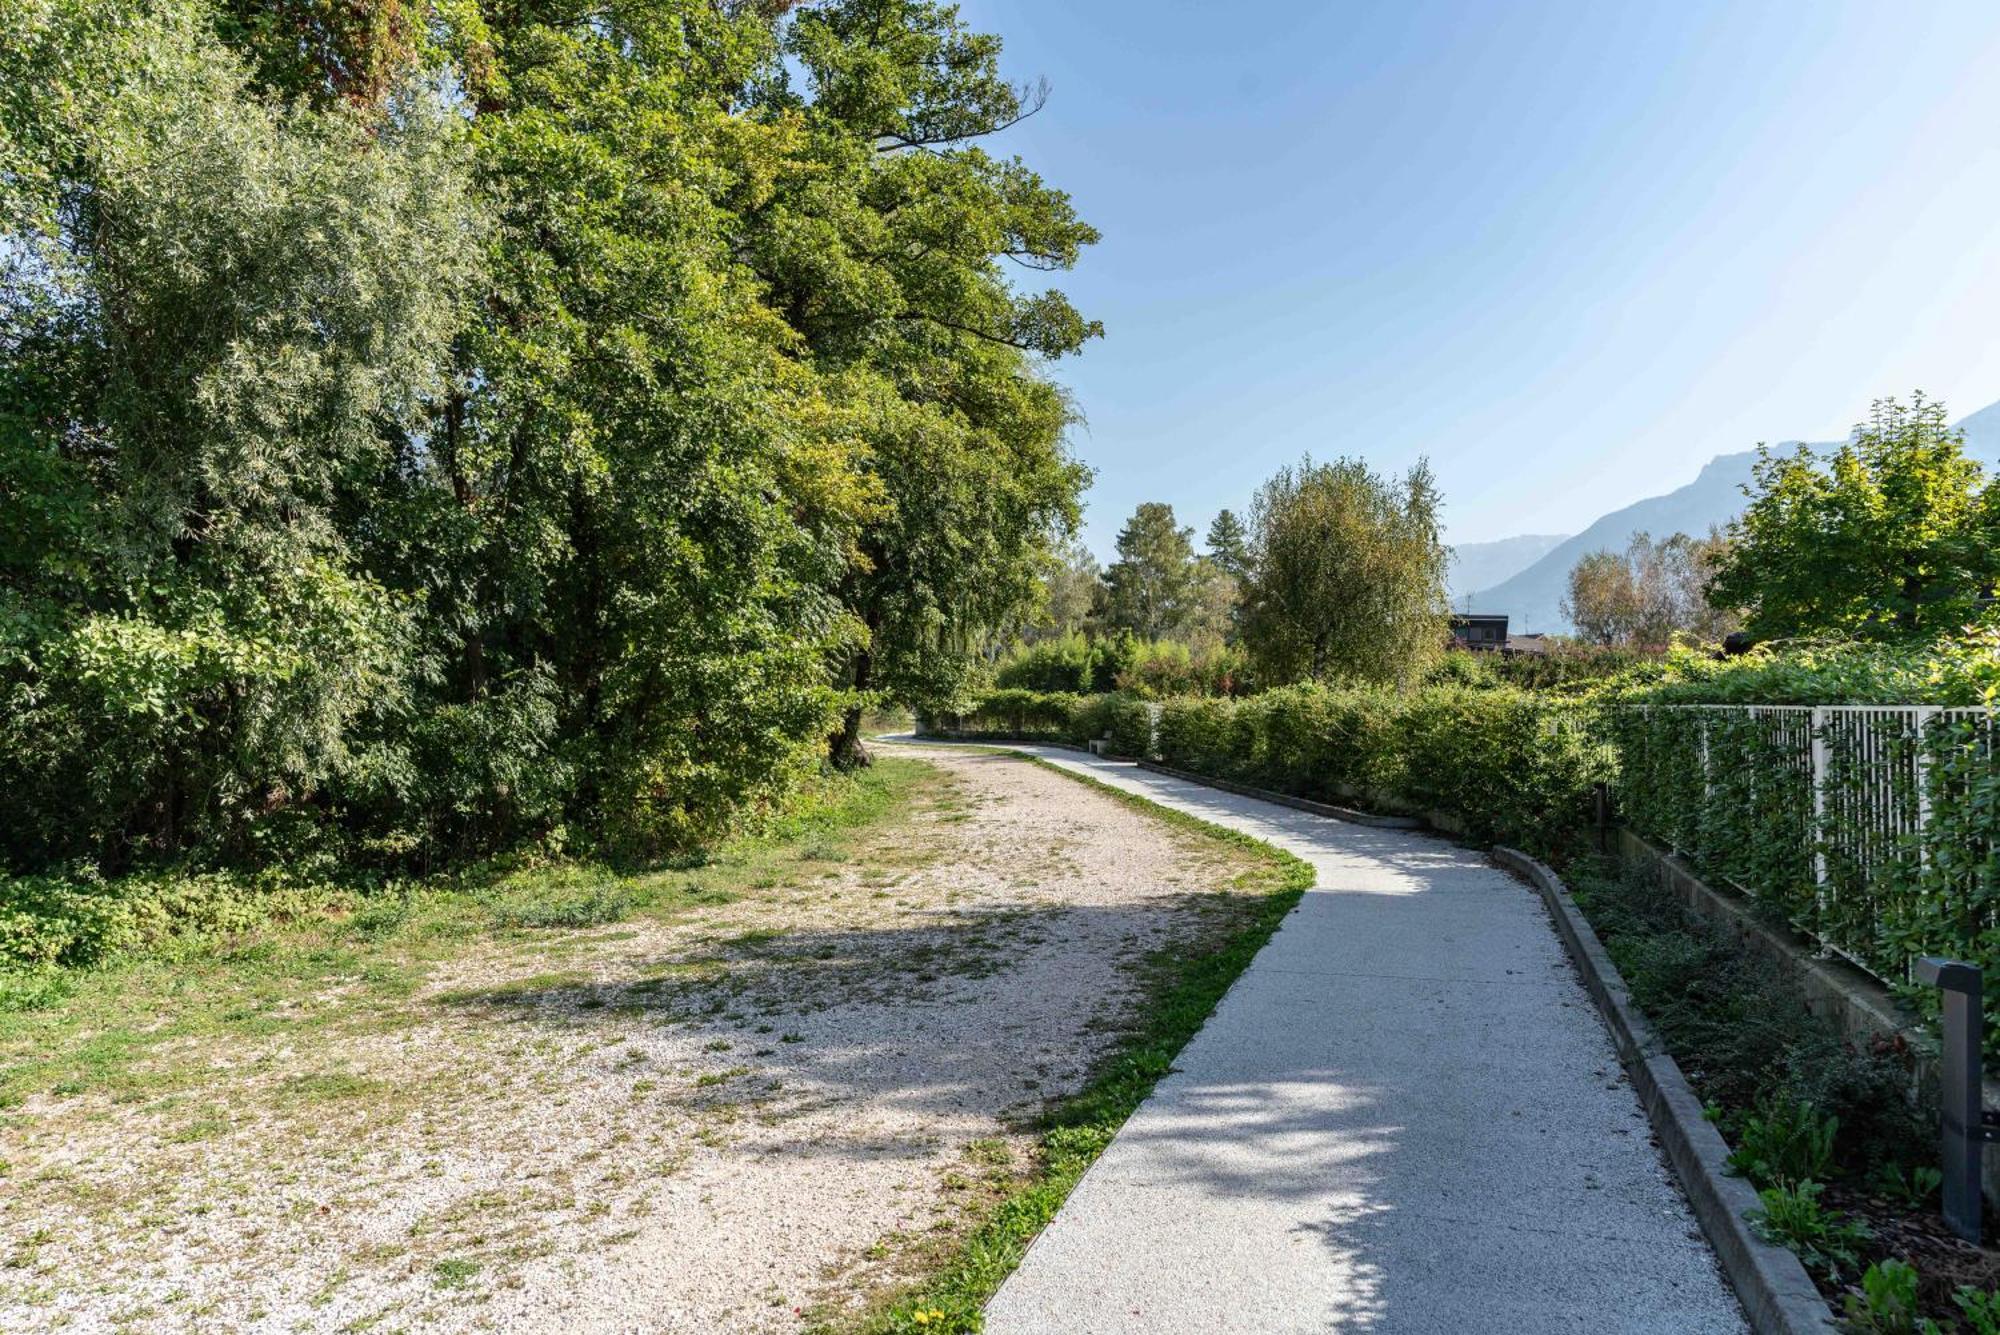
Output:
[
  {"xmin": 928, "ymin": 690, "xmax": 1156, "ymax": 758},
  {"xmin": 946, "ymin": 682, "xmax": 1610, "ymax": 857}
]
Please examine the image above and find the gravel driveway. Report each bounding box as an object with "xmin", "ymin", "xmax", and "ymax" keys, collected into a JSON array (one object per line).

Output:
[{"xmin": 1, "ymin": 748, "xmax": 1267, "ymax": 1334}]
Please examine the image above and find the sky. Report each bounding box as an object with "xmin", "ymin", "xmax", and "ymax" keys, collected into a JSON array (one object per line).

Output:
[{"xmin": 951, "ymin": 0, "xmax": 2000, "ymax": 557}]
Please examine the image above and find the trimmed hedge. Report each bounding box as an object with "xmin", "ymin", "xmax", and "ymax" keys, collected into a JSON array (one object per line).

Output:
[
  {"xmin": 957, "ymin": 682, "xmax": 1611, "ymax": 858},
  {"xmin": 1154, "ymin": 684, "xmax": 1609, "ymax": 856},
  {"xmin": 934, "ymin": 690, "xmax": 1156, "ymax": 756}
]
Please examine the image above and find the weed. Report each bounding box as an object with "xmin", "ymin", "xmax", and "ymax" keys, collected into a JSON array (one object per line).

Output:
[
  {"xmin": 431, "ymin": 1257, "xmax": 480, "ymax": 1290},
  {"xmin": 1867, "ymin": 1162, "xmax": 1943, "ymax": 1208},
  {"xmin": 1749, "ymin": 1180, "xmax": 1869, "ymax": 1281},
  {"xmin": 1726, "ymin": 1096, "xmax": 1837, "ymax": 1188},
  {"xmin": 1845, "ymin": 1260, "xmax": 1928, "ymax": 1333}
]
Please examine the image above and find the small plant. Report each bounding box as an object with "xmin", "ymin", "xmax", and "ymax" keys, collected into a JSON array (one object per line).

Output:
[
  {"xmin": 1844, "ymin": 1260, "xmax": 1935, "ymax": 1334},
  {"xmin": 1726, "ymin": 1097, "xmax": 1838, "ymax": 1188},
  {"xmin": 1748, "ymin": 1180, "xmax": 1869, "ymax": 1280},
  {"xmin": 1956, "ymin": 1286, "xmax": 2000, "ymax": 1335},
  {"xmin": 431, "ymin": 1257, "xmax": 480, "ymax": 1290},
  {"xmin": 1867, "ymin": 1162, "xmax": 1944, "ymax": 1208}
]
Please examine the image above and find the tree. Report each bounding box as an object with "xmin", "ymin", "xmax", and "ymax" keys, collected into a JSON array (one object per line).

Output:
[
  {"xmin": 1562, "ymin": 551, "xmax": 1640, "ymax": 646},
  {"xmin": 1105, "ymin": 502, "xmax": 1201, "ymax": 639},
  {"xmin": 1562, "ymin": 531, "xmax": 1735, "ymax": 646},
  {"xmin": 0, "ymin": 0, "xmax": 1097, "ymax": 870},
  {"xmin": 1709, "ymin": 395, "xmax": 1998, "ymax": 642},
  {"xmin": 1241, "ymin": 458, "xmax": 1448, "ymax": 684},
  {"xmin": 1027, "ymin": 540, "xmax": 1107, "ymax": 641},
  {"xmin": 752, "ymin": 0, "xmax": 1101, "ymax": 769},
  {"xmin": 1205, "ymin": 509, "xmax": 1250, "ymax": 579}
]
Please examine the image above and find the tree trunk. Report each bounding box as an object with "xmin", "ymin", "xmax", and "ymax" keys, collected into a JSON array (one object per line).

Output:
[
  {"xmin": 828, "ymin": 645, "xmax": 875, "ymax": 771},
  {"xmin": 830, "ymin": 703, "xmax": 871, "ymax": 771}
]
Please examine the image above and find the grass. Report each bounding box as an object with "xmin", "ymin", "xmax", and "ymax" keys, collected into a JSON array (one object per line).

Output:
[
  {"xmin": 0, "ymin": 760, "xmax": 933, "ymax": 1116},
  {"xmin": 818, "ymin": 748, "xmax": 1314, "ymax": 1335}
]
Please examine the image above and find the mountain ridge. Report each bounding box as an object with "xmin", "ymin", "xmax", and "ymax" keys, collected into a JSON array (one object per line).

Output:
[{"xmin": 1465, "ymin": 397, "xmax": 2000, "ymax": 633}]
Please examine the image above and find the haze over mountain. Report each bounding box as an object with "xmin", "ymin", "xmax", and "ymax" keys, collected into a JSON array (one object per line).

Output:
[
  {"xmin": 1447, "ymin": 534, "xmax": 1569, "ymax": 606},
  {"xmin": 1466, "ymin": 396, "xmax": 2000, "ymax": 634}
]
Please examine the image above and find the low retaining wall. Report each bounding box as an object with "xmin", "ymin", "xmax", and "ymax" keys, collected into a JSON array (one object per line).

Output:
[
  {"xmin": 1610, "ymin": 827, "xmax": 1994, "ymax": 1204},
  {"xmin": 1494, "ymin": 847, "xmax": 1837, "ymax": 1335}
]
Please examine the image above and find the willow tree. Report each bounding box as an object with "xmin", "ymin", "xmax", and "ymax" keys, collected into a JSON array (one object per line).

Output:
[{"xmin": 1241, "ymin": 457, "xmax": 1449, "ymax": 685}]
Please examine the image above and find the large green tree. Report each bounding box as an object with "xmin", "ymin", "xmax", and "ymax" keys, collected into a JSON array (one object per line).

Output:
[
  {"xmin": 748, "ymin": 0, "xmax": 1100, "ymax": 767},
  {"xmin": 1, "ymin": 0, "xmax": 483, "ymax": 865},
  {"xmin": 1241, "ymin": 457, "xmax": 1448, "ymax": 684},
  {"xmin": 1104, "ymin": 502, "xmax": 1201, "ymax": 640},
  {"xmin": 0, "ymin": 0, "xmax": 1097, "ymax": 869},
  {"xmin": 1710, "ymin": 395, "xmax": 1999, "ymax": 643}
]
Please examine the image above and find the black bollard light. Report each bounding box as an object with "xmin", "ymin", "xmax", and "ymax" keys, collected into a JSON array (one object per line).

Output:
[{"xmin": 1914, "ymin": 956, "xmax": 1989, "ymax": 1243}]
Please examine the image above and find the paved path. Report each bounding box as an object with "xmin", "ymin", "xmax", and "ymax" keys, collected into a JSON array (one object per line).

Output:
[{"xmin": 969, "ymin": 746, "xmax": 1746, "ymax": 1335}]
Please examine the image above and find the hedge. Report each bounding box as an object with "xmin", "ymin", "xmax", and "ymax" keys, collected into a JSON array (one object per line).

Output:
[
  {"xmin": 934, "ymin": 691, "xmax": 1155, "ymax": 756},
  {"xmin": 957, "ymin": 682, "xmax": 1611, "ymax": 858},
  {"xmin": 1154, "ymin": 684, "xmax": 1609, "ymax": 857}
]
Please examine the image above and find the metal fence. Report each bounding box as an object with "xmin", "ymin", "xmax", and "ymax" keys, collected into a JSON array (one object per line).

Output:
[{"xmin": 1608, "ymin": 704, "xmax": 2000, "ymax": 987}]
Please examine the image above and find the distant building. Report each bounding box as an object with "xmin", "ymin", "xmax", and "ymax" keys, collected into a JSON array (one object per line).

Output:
[{"xmin": 1448, "ymin": 613, "xmax": 1508, "ymax": 650}]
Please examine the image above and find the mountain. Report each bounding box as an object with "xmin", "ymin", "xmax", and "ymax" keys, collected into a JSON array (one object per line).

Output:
[
  {"xmin": 1465, "ymin": 396, "xmax": 2000, "ymax": 634},
  {"xmin": 1447, "ymin": 534, "xmax": 1569, "ymax": 605}
]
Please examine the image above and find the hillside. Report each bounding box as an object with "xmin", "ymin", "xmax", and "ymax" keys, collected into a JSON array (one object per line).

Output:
[
  {"xmin": 1447, "ymin": 534, "xmax": 1569, "ymax": 605},
  {"xmin": 1466, "ymin": 396, "xmax": 2000, "ymax": 633}
]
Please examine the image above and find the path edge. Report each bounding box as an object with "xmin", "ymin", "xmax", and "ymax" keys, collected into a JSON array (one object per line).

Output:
[
  {"xmin": 1491, "ymin": 846, "xmax": 1838, "ymax": 1335},
  {"xmin": 1133, "ymin": 760, "xmax": 1424, "ymax": 829}
]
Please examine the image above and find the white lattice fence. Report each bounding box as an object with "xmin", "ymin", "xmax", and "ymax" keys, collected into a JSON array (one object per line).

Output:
[{"xmin": 1609, "ymin": 704, "xmax": 2000, "ymax": 987}]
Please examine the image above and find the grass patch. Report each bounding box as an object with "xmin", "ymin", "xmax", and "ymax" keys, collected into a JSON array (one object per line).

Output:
[
  {"xmin": 820, "ymin": 749, "xmax": 1313, "ymax": 1334},
  {"xmin": 0, "ymin": 760, "xmax": 937, "ymax": 1111}
]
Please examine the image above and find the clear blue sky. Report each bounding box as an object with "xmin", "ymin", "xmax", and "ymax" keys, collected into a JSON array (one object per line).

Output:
[{"xmin": 956, "ymin": 0, "xmax": 2000, "ymax": 555}]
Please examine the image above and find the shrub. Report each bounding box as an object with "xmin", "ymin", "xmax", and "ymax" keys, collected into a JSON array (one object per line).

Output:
[
  {"xmin": 1157, "ymin": 697, "xmax": 1238, "ymax": 776},
  {"xmin": 1394, "ymin": 686, "xmax": 1606, "ymax": 853},
  {"xmin": 1102, "ymin": 697, "xmax": 1157, "ymax": 758},
  {"xmin": 994, "ymin": 633, "xmax": 1098, "ymax": 694},
  {"xmin": 0, "ymin": 868, "xmax": 353, "ymax": 969}
]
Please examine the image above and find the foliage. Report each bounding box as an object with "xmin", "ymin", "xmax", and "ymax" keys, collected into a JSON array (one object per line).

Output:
[
  {"xmin": 994, "ymin": 632, "xmax": 1100, "ymax": 694},
  {"xmin": 1, "ymin": 0, "xmax": 1096, "ymax": 874},
  {"xmin": 1103, "ymin": 502, "xmax": 1204, "ymax": 641},
  {"xmin": 1747, "ymin": 1180, "xmax": 1869, "ymax": 1281},
  {"xmin": 1204, "ymin": 509, "xmax": 1250, "ymax": 581},
  {"xmin": 1606, "ymin": 648, "xmax": 2000, "ymax": 1054},
  {"xmin": 1112, "ymin": 636, "xmax": 1249, "ymax": 699},
  {"xmin": 1240, "ymin": 456, "xmax": 1448, "ymax": 686},
  {"xmin": 1561, "ymin": 530, "xmax": 1735, "ymax": 647},
  {"xmin": 1115, "ymin": 682, "xmax": 1607, "ymax": 856},
  {"xmin": 1957, "ymin": 1287, "xmax": 2000, "ymax": 1335},
  {"xmin": 1567, "ymin": 858, "xmax": 1930, "ymax": 1181},
  {"xmin": 1725, "ymin": 1096, "xmax": 1838, "ymax": 1188},
  {"xmin": 1098, "ymin": 696, "xmax": 1157, "ymax": 757},
  {"xmin": 1710, "ymin": 394, "xmax": 1999, "ymax": 643},
  {"xmin": 1845, "ymin": 1260, "xmax": 1930, "ymax": 1335}
]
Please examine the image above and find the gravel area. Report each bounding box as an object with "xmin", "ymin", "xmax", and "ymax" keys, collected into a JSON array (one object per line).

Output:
[{"xmin": 0, "ymin": 748, "xmax": 1259, "ymax": 1334}]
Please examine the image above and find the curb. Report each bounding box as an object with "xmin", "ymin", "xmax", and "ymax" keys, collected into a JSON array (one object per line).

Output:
[
  {"xmin": 1134, "ymin": 761, "xmax": 1424, "ymax": 829},
  {"xmin": 1491, "ymin": 846, "xmax": 1838, "ymax": 1335}
]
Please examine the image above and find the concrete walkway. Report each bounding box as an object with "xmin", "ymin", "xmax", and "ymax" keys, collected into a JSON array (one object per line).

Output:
[{"xmin": 972, "ymin": 746, "xmax": 1747, "ymax": 1335}]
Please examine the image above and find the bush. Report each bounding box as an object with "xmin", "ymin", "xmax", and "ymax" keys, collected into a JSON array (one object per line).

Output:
[
  {"xmin": 994, "ymin": 633, "xmax": 1099, "ymax": 694},
  {"xmin": 1102, "ymin": 697, "xmax": 1157, "ymax": 758},
  {"xmin": 948, "ymin": 689, "xmax": 1079, "ymax": 737},
  {"xmin": 0, "ymin": 868, "xmax": 353, "ymax": 969},
  {"xmin": 1157, "ymin": 697, "xmax": 1237, "ymax": 775},
  {"xmin": 1395, "ymin": 686, "xmax": 1606, "ymax": 853}
]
